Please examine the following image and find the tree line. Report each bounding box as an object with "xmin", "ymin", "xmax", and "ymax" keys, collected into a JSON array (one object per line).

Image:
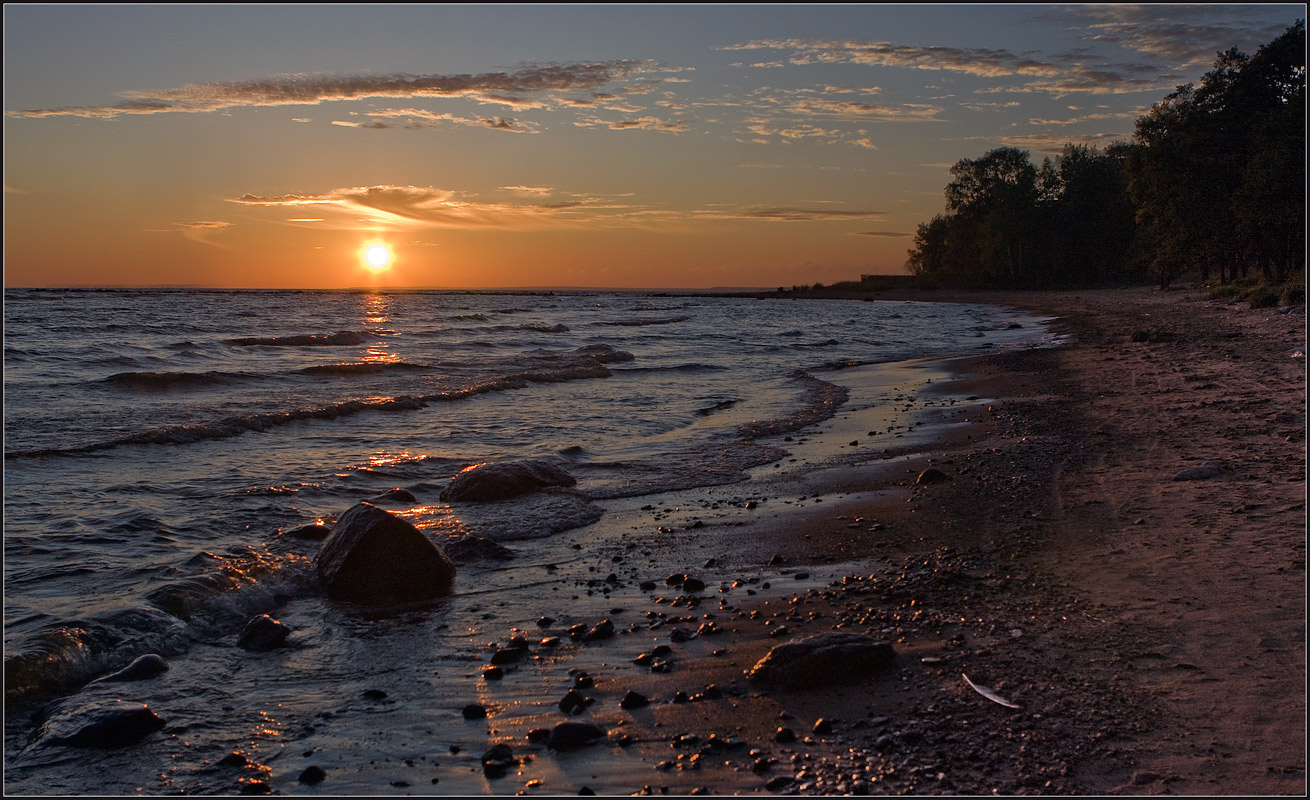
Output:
[{"xmin": 907, "ymin": 21, "xmax": 1304, "ymax": 291}]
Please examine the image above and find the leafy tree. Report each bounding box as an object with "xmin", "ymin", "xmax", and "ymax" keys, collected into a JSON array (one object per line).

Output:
[{"xmin": 1127, "ymin": 21, "xmax": 1305, "ymax": 286}]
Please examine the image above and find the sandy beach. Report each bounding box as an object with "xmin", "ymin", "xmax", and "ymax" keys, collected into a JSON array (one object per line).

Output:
[{"xmin": 440, "ymin": 285, "xmax": 1306, "ymax": 797}]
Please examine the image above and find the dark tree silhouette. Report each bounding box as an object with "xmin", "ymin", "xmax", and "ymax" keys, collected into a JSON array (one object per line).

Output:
[{"xmin": 907, "ymin": 21, "xmax": 1304, "ymax": 291}]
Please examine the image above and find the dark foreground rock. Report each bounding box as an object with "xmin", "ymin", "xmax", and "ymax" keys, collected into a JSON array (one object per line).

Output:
[
  {"xmin": 315, "ymin": 503, "xmax": 456, "ymax": 604},
  {"xmin": 90, "ymin": 653, "xmax": 169, "ymax": 684},
  {"xmin": 746, "ymin": 632, "xmax": 895, "ymax": 689},
  {"xmin": 440, "ymin": 460, "xmax": 577, "ymax": 503},
  {"xmin": 34, "ymin": 698, "xmax": 165, "ymax": 748},
  {"xmin": 237, "ymin": 615, "xmax": 291, "ymax": 651}
]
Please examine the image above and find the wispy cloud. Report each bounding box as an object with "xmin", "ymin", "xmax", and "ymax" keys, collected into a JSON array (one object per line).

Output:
[
  {"xmin": 788, "ymin": 97, "xmax": 943, "ymax": 121},
  {"xmin": 849, "ymin": 230, "xmax": 911, "ymax": 238},
  {"xmin": 995, "ymin": 131, "xmax": 1132, "ymax": 154},
  {"xmin": 353, "ymin": 107, "xmax": 538, "ymax": 133},
  {"xmin": 573, "ymin": 114, "xmax": 688, "ymax": 132},
  {"xmin": 8, "ymin": 61, "xmax": 647, "ymax": 119},
  {"xmin": 228, "ymin": 184, "xmax": 884, "ymax": 230},
  {"xmin": 1027, "ymin": 109, "xmax": 1142, "ymax": 126},
  {"xmin": 176, "ymin": 220, "xmax": 232, "ymax": 246},
  {"xmin": 228, "ymin": 184, "xmax": 648, "ymax": 229},
  {"xmin": 693, "ymin": 206, "xmax": 887, "ymax": 222},
  {"xmin": 725, "ymin": 36, "xmax": 1190, "ymax": 97},
  {"xmin": 501, "ymin": 185, "xmax": 553, "ymax": 196},
  {"xmin": 725, "ymin": 39, "xmax": 1063, "ymax": 79},
  {"xmin": 1073, "ymin": 5, "xmax": 1296, "ymax": 69}
]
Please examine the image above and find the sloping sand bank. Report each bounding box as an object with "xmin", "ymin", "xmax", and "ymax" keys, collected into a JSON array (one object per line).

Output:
[
  {"xmin": 689, "ymin": 285, "xmax": 1305, "ymax": 795},
  {"xmin": 497, "ymin": 285, "xmax": 1304, "ymax": 796}
]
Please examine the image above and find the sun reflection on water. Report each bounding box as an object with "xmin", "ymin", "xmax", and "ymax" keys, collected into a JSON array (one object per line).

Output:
[{"xmin": 361, "ymin": 293, "xmax": 400, "ymax": 363}]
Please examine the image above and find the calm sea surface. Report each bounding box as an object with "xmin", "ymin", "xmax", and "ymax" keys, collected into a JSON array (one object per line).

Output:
[{"xmin": 3, "ymin": 288, "xmax": 1053, "ymax": 792}]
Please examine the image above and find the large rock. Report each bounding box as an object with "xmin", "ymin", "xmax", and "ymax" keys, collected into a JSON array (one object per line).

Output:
[
  {"xmin": 440, "ymin": 460, "xmax": 577, "ymax": 503},
  {"xmin": 747, "ymin": 633, "xmax": 895, "ymax": 689},
  {"xmin": 315, "ymin": 503, "xmax": 456, "ymax": 604},
  {"xmin": 34, "ymin": 698, "xmax": 165, "ymax": 748}
]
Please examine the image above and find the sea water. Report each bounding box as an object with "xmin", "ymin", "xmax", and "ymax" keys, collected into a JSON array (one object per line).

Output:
[{"xmin": 3, "ymin": 288, "xmax": 1053, "ymax": 792}]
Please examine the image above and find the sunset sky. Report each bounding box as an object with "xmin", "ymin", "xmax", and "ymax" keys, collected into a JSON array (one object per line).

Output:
[{"xmin": 4, "ymin": 4, "xmax": 1300, "ymax": 289}]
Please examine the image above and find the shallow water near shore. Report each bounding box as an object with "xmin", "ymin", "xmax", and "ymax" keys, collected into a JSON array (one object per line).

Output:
[{"xmin": 3, "ymin": 289, "xmax": 1054, "ymax": 793}]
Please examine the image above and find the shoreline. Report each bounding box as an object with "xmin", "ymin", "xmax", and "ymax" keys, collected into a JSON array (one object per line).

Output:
[
  {"xmin": 5, "ymin": 287, "xmax": 1303, "ymax": 795},
  {"xmin": 421, "ymin": 285, "xmax": 1305, "ymax": 796}
]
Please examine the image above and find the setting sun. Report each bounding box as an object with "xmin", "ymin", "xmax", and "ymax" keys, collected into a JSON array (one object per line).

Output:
[{"xmin": 361, "ymin": 243, "xmax": 394, "ymax": 270}]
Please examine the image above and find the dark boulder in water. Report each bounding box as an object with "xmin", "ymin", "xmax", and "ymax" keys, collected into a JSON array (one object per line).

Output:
[
  {"xmin": 440, "ymin": 460, "xmax": 577, "ymax": 503},
  {"xmin": 369, "ymin": 487, "xmax": 417, "ymax": 504},
  {"xmin": 237, "ymin": 615, "xmax": 291, "ymax": 651},
  {"xmin": 90, "ymin": 653, "xmax": 169, "ymax": 684},
  {"xmin": 35, "ymin": 698, "xmax": 165, "ymax": 748},
  {"xmin": 747, "ymin": 633, "xmax": 895, "ymax": 689},
  {"xmin": 315, "ymin": 503, "xmax": 456, "ymax": 604}
]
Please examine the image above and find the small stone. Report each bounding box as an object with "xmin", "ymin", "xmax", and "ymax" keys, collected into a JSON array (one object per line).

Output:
[
  {"xmin": 462, "ymin": 703, "xmax": 488, "ymax": 720},
  {"xmin": 559, "ymin": 689, "xmax": 588, "ymax": 715},
  {"xmin": 581, "ymin": 619, "xmax": 615, "ymax": 642},
  {"xmin": 218, "ymin": 752, "xmax": 249, "ymax": 767},
  {"xmin": 915, "ymin": 468, "xmax": 949, "ymax": 485},
  {"xmin": 237, "ymin": 614, "xmax": 291, "ymax": 651},
  {"xmin": 361, "ymin": 689, "xmax": 388, "ymax": 700},
  {"xmin": 490, "ymin": 646, "xmax": 527, "ymax": 665},
  {"xmin": 620, "ymin": 691, "xmax": 650, "ymax": 710},
  {"xmin": 483, "ymin": 666, "xmax": 504, "ymax": 681},
  {"xmin": 481, "ymin": 744, "xmax": 515, "ymax": 778},
  {"xmin": 298, "ymin": 766, "xmax": 327, "ymax": 785},
  {"xmin": 547, "ymin": 721, "xmax": 605, "ymax": 751},
  {"xmin": 812, "ymin": 718, "xmax": 833, "ymax": 735},
  {"xmin": 774, "ymin": 727, "xmax": 797, "ymax": 744}
]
